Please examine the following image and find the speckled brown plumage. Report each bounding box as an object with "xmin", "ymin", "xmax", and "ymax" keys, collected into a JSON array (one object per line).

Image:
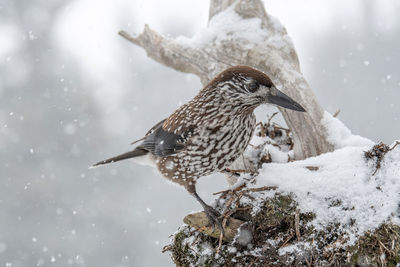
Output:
[{"xmin": 93, "ymin": 65, "xmax": 306, "ymax": 232}]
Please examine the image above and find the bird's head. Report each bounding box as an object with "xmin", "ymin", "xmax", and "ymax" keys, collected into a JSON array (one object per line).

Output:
[{"xmin": 211, "ymin": 66, "xmax": 306, "ymax": 112}]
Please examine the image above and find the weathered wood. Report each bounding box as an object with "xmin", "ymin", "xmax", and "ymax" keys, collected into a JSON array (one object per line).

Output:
[
  {"xmin": 119, "ymin": 0, "xmax": 334, "ymax": 159},
  {"xmin": 183, "ymin": 211, "xmax": 244, "ymax": 241}
]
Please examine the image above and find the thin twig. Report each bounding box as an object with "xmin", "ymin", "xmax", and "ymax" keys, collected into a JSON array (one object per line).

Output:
[
  {"xmin": 190, "ymin": 226, "xmax": 207, "ymax": 235},
  {"xmin": 247, "ymin": 259, "xmax": 256, "ymax": 267},
  {"xmin": 305, "ymin": 166, "xmax": 319, "ymax": 171},
  {"xmin": 245, "ymin": 186, "xmax": 277, "ymax": 192},
  {"xmin": 216, "ymin": 188, "xmax": 242, "ymax": 254},
  {"xmin": 377, "ymin": 239, "xmax": 391, "ymax": 254},
  {"xmin": 305, "ymin": 255, "xmax": 313, "ymax": 267},
  {"xmin": 389, "ymin": 140, "xmax": 400, "ymax": 151},
  {"xmin": 222, "ymin": 192, "xmax": 239, "ymax": 214},
  {"xmin": 224, "ymin": 168, "xmax": 257, "ymax": 174},
  {"xmin": 279, "ymin": 230, "xmax": 295, "ymax": 248},
  {"xmin": 162, "ymin": 245, "xmax": 171, "ymax": 253},
  {"xmin": 213, "ymin": 184, "xmax": 246, "ymax": 195},
  {"xmin": 295, "ymin": 209, "xmax": 301, "ymax": 241},
  {"xmin": 271, "ymin": 123, "xmax": 290, "ymax": 132},
  {"xmin": 333, "ymin": 109, "xmax": 341, "ymax": 117},
  {"xmin": 267, "ymin": 112, "xmax": 279, "ymax": 125},
  {"xmin": 216, "ymin": 231, "xmax": 224, "ymax": 254}
]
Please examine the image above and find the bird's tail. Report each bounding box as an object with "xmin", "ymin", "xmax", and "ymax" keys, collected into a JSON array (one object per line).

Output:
[{"xmin": 91, "ymin": 147, "xmax": 148, "ymax": 168}]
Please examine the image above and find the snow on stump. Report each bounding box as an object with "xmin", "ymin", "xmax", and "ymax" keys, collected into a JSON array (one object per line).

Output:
[{"xmin": 163, "ymin": 115, "xmax": 400, "ymax": 266}]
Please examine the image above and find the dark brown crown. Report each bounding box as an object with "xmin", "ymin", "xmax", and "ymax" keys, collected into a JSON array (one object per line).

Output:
[{"xmin": 208, "ymin": 66, "xmax": 274, "ymax": 88}]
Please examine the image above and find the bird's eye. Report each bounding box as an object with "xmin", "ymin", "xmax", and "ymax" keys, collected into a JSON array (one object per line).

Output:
[{"xmin": 247, "ymin": 81, "xmax": 259, "ymax": 92}]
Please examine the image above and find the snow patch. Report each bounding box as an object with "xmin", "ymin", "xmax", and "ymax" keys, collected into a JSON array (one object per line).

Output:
[
  {"xmin": 278, "ymin": 241, "xmax": 311, "ymax": 256},
  {"xmin": 249, "ymin": 144, "xmax": 400, "ymax": 244},
  {"xmin": 234, "ymin": 224, "xmax": 253, "ymax": 246},
  {"xmin": 176, "ymin": 5, "xmax": 268, "ymax": 48}
]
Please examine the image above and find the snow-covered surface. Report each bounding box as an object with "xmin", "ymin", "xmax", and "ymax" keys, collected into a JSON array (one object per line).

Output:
[
  {"xmin": 249, "ymin": 132, "xmax": 293, "ymax": 164},
  {"xmin": 176, "ymin": 5, "xmax": 281, "ymax": 49},
  {"xmin": 242, "ymin": 117, "xmax": 400, "ymax": 245}
]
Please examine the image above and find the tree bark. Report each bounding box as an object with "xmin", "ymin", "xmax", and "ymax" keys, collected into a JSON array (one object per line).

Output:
[{"xmin": 119, "ymin": 0, "xmax": 334, "ymax": 159}]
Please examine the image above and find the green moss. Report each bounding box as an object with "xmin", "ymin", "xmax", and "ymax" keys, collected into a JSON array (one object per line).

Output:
[
  {"xmin": 348, "ymin": 224, "xmax": 400, "ymax": 266},
  {"xmin": 169, "ymin": 230, "xmax": 192, "ymax": 266}
]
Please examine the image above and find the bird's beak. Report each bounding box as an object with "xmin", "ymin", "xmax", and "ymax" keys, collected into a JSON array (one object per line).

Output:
[{"xmin": 267, "ymin": 87, "xmax": 306, "ymax": 112}]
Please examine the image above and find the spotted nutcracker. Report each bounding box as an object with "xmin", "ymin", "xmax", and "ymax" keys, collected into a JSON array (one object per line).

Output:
[{"xmin": 93, "ymin": 66, "xmax": 305, "ymax": 232}]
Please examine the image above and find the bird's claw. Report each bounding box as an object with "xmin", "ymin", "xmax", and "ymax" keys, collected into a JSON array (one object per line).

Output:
[{"xmin": 203, "ymin": 205, "xmax": 225, "ymax": 236}]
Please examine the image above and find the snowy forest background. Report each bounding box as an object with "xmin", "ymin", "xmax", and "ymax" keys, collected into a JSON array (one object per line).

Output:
[{"xmin": 1, "ymin": 0, "xmax": 400, "ymax": 266}]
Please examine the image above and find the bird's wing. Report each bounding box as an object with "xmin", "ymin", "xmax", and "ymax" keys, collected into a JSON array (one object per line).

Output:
[
  {"xmin": 92, "ymin": 119, "xmax": 192, "ymax": 167},
  {"xmin": 130, "ymin": 119, "xmax": 167, "ymax": 145},
  {"xmin": 140, "ymin": 121, "xmax": 194, "ymax": 157}
]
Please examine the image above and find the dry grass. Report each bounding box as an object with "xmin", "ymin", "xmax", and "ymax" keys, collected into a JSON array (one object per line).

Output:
[{"xmin": 365, "ymin": 141, "xmax": 400, "ymax": 175}]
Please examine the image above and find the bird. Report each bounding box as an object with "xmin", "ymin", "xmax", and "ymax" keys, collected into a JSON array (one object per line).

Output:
[{"xmin": 93, "ymin": 66, "xmax": 305, "ymax": 232}]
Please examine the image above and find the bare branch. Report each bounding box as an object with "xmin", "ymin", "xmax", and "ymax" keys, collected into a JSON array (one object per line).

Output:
[{"xmin": 119, "ymin": 25, "xmax": 208, "ymax": 81}]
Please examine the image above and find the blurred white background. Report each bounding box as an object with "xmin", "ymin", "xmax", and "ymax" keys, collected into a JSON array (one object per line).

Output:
[{"xmin": 1, "ymin": 0, "xmax": 399, "ymax": 266}]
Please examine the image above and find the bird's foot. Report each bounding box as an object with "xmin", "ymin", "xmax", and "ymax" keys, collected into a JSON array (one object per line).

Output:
[
  {"xmin": 190, "ymin": 190, "xmax": 225, "ymax": 236},
  {"xmin": 203, "ymin": 204, "xmax": 225, "ymax": 236}
]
